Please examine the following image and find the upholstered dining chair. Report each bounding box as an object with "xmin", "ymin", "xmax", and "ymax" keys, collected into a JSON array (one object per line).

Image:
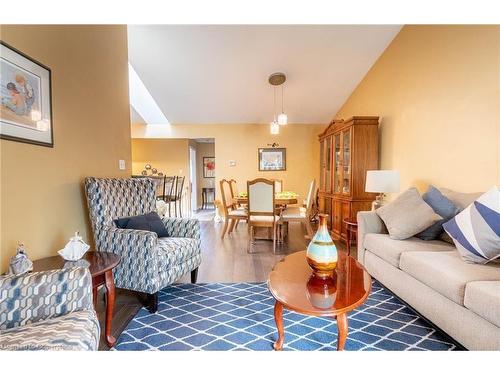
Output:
[
  {"xmin": 220, "ymin": 179, "xmax": 247, "ymax": 239},
  {"xmin": 247, "ymin": 178, "xmax": 281, "ymax": 254},
  {"xmin": 280, "ymin": 179, "xmax": 316, "ymax": 239},
  {"xmin": 84, "ymin": 177, "xmax": 201, "ymax": 313}
]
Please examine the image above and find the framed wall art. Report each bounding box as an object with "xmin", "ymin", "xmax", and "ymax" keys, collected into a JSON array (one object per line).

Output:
[
  {"xmin": 203, "ymin": 156, "xmax": 215, "ymax": 178},
  {"xmin": 0, "ymin": 41, "xmax": 53, "ymax": 147},
  {"xmin": 258, "ymin": 148, "xmax": 286, "ymax": 171}
]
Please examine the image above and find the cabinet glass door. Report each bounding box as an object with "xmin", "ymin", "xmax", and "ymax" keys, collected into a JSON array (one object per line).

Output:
[
  {"xmin": 325, "ymin": 136, "xmax": 332, "ymax": 192},
  {"xmin": 333, "ymin": 133, "xmax": 341, "ymax": 193},
  {"xmin": 319, "ymin": 139, "xmax": 325, "ymax": 191},
  {"xmin": 342, "ymin": 129, "xmax": 351, "ymax": 194}
]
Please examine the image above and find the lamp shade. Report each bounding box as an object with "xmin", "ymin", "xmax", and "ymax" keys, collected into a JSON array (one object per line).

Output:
[{"xmin": 365, "ymin": 170, "xmax": 400, "ymax": 193}]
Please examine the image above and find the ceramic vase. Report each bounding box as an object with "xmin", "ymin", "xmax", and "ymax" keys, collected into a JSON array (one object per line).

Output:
[{"xmin": 306, "ymin": 214, "xmax": 338, "ymax": 277}]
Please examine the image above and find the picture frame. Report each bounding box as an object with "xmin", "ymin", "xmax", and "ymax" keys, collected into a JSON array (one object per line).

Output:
[
  {"xmin": 258, "ymin": 148, "xmax": 286, "ymax": 171},
  {"xmin": 0, "ymin": 41, "xmax": 54, "ymax": 147},
  {"xmin": 203, "ymin": 156, "xmax": 215, "ymax": 178}
]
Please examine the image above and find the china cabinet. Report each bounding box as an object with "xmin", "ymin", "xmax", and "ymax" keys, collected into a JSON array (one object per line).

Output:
[{"xmin": 318, "ymin": 116, "xmax": 379, "ymax": 241}]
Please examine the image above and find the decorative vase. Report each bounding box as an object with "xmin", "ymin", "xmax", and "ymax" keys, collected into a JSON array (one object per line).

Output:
[
  {"xmin": 306, "ymin": 274, "xmax": 337, "ymax": 309},
  {"xmin": 306, "ymin": 214, "xmax": 338, "ymax": 277}
]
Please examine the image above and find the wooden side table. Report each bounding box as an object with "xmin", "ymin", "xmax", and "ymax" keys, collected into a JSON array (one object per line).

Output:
[
  {"xmin": 32, "ymin": 251, "xmax": 121, "ymax": 347},
  {"xmin": 202, "ymin": 187, "xmax": 215, "ymax": 209},
  {"xmin": 343, "ymin": 217, "xmax": 358, "ymax": 256}
]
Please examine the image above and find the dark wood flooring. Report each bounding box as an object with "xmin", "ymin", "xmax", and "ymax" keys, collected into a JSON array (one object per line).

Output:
[{"xmin": 97, "ymin": 216, "xmax": 349, "ymax": 350}]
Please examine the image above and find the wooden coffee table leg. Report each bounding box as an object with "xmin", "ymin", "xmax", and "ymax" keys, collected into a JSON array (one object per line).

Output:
[
  {"xmin": 92, "ymin": 285, "xmax": 98, "ymax": 309},
  {"xmin": 104, "ymin": 270, "xmax": 117, "ymax": 347},
  {"xmin": 336, "ymin": 313, "xmax": 348, "ymax": 351},
  {"xmin": 273, "ymin": 300, "xmax": 285, "ymax": 351}
]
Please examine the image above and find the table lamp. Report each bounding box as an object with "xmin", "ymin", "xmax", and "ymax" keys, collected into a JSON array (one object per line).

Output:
[{"xmin": 365, "ymin": 170, "xmax": 400, "ymax": 210}]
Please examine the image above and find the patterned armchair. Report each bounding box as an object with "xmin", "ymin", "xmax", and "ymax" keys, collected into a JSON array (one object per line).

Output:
[
  {"xmin": 0, "ymin": 267, "xmax": 100, "ymax": 351},
  {"xmin": 84, "ymin": 178, "xmax": 202, "ymax": 313}
]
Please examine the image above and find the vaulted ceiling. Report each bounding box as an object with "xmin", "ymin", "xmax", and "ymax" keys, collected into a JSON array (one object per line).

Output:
[{"xmin": 128, "ymin": 25, "xmax": 401, "ymax": 125}]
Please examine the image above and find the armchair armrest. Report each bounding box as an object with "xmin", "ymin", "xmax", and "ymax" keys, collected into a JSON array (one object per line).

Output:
[
  {"xmin": 0, "ymin": 267, "xmax": 93, "ymax": 330},
  {"xmin": 356, "ymin": 211, "xmax": 387, "ymax": 264},
  {"xmin": 162, "ymin": 217, "xmax": 200, "ymax": 239},
  {"xmin": 94, "ymin": 226, "xmax": 162, "ymax": 293}
]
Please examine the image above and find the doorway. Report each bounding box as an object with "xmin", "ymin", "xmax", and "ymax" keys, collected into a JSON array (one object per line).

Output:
[{"xmin": 189, "ymin": 145, "xmax": 197, "ymax": 214}]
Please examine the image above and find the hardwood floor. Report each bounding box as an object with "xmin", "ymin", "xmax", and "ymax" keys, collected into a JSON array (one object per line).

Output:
[{"xmin": 97, "ymin": 216, "xmax": 349, "ymax": 350}]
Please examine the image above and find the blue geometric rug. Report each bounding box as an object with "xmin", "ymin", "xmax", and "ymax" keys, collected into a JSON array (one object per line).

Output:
[{"xmin": 115, "ymin": 281, "xmax": 459, "ymax": 351}]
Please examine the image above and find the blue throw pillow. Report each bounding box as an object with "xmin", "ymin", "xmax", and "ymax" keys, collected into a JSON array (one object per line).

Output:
[
  {"xmin": 443, "ymin": 186, "xmax": 500, "ymax": 264},
  {"xmin": 416, "ymin": 186, "xmax": 460, "ymax": 240},
  {"xmin": 114, "ymin": 212, "xmax": 169, "ymax": 237}
]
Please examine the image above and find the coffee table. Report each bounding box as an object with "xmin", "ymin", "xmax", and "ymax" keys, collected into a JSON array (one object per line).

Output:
[
  {"xmin": 268, "ymin": 250, "xmax": 371, "ymax": 351},
  {"xmin": 32, "ymin": 251, "xmax": 121, "ymax": 347}
]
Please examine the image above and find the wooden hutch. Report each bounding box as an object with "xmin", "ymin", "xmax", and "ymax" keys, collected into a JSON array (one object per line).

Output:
[{"xmin": 318, "ymin": 116, "xmax": 379, "ymax": 241}]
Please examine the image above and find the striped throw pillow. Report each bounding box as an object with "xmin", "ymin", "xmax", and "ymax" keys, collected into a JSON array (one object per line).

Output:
[{"xmin": 443, "ymin": 186, "xmax": 500, "ymax": 264}]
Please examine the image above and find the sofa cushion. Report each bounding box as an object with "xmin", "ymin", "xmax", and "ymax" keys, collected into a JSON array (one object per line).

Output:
[
  {"xmin": 400, "ymin": 251, "xmax": 500, "ymax": 305},
  {"xmin": 464, "ymin": 281, "xmax": 500, "ymax": 327},
  {"xmin": 157, "ymin": 237, "xmax": 201, "ymax": 269},
  {"xmin": 376, "ymin": 188, "xmax": 442, "ymax": 240},
  {"xmin": 443, "ymin": 186, "xmax": 500, "ymax": 264},
  {"xmin": 0, "ymin": 310, "xmax": 100, "ymax": 351},
  {"xmin": 364, "ymin": 233, "xmax": 454, "ymax": 267}
]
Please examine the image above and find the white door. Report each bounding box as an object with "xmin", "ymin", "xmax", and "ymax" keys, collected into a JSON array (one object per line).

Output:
[{"xmin": 189, "ymin": 146, "xmax": 197, "ymax": 212}]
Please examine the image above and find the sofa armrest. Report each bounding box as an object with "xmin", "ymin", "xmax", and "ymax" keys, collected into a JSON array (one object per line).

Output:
[
  {"xmin": 162, "ymin": 217, "xmax": 200, "ymax": 239},
  {"xmin": 356, "ymin": 211, "xmax": 387, "ymax": 264},
  {"xmin": 0, "ymin": 267, "xmax": 93, "ymax": 330}
]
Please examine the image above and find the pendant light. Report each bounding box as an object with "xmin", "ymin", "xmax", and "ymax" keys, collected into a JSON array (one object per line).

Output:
[
  {"xmin": 277, "ymin": 84, "xmax": 288, "ymax": 125},
  {"xmin": 270, "ymin": 84, "xmax": 280, "ymax": 134},
  {"xmin": 268, "ymin": 72, "xmax": 287, "ymax": 133}
]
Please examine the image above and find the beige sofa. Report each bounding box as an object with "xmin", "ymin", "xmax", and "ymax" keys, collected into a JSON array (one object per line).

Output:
[{"xmin": 357, "ymin": 200, "xmax": 500, "ymax": 350}]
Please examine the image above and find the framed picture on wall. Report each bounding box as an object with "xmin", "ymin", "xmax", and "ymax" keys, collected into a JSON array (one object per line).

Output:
[
  {"xmin": 258, "ymin": 148, "xmax": 286, "ymax": 171},
  {"xmin": 0, "ymin": 41, "xmax": 53, "ymax": 147},
  {"xmin": 203, "ymin": 157, "xmax": 215, "ymax": 178}
]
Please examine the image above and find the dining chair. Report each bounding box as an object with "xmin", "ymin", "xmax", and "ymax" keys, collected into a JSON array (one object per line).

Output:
[
  {"xmin": 220, "ymin": 179, "xmax": 247, "ymax": 239},
  {"xmin": 279, "ymin": 179, "xmax": 316, "ymax": 239},
  {"xmin": 172, "ymin": 176, "xmax": 185, "ymax": 217},
  {"xmin": 247, "ymin": 178, "xmax": 281, "ymax": 254},
  {"xmin": 164, "ymin": 176, "xmax": 177, "ymax": 217}
]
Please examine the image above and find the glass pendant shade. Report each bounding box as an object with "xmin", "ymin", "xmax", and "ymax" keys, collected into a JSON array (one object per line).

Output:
[
  {"xmin": 270, "ymin": 121, "xmax": 280, "ymax": 134},
  {"xmin": 277, "ymin": 113, "xmax": 288, "ymax": 125}
]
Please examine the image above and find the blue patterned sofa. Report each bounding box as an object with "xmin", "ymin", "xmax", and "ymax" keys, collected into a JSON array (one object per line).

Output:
[
  {"xmin": 84, "ymin": 177, "xmax": 202, "ymax": 313},
  {"xmin": 0, "ymin": 267, "xmax": 100, "ymax": 351}
]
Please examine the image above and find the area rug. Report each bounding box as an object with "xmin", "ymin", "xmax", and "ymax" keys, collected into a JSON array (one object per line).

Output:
[{"xmin": 114, "ymin": 281, "xmax": 459, "ymax": 351}]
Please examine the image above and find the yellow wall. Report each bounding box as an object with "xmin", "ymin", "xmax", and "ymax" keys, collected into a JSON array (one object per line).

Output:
[
  {"xmin": 131, "ymin": 123, "xmax": 324, "ymax": 200},
  {"xmin": 1, "ymin": 25, "xmax": 131, "ymax": 272},
  {"xmin": 131, "ymin": 138, "xmax": 189, "ymax": 178},
  {"xmin": 336, "ymin": 25, "xmax": 500, "ymax": 194}
]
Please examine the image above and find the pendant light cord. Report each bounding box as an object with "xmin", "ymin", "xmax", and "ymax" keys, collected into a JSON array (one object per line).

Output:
[{"xmin": 273, "ymin": 86, "xmax": 277, "ymax": 121}]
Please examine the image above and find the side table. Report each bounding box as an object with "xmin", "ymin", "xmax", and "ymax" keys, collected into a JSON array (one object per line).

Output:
[
  {"xmin": 202, "ymin": 187, "xmax": 215, "ymax": 209},
  {"xmin": 343, "ymin": 217, "xmax": 358, "ymax": 256},
  {"xmin": 32, "ymin": 251, "xmax": 121, "ymax": 347}
]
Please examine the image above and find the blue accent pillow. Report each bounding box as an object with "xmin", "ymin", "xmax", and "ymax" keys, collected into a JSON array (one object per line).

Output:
[
  {"xmin": 443, "ymin": 186, "xmax": 500, "ymax": 264},
  {"xmin": 114, "ymin": 212, "xmax": 169, "ymax": 237},
  {"xmin": 416, "ymin": 186, "xmax": 460, "ymax": 240}
]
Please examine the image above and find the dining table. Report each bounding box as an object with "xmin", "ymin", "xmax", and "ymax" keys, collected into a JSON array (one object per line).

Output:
[{"xmin": 235, "ymin": 192, "xmax": 298, "ymax": 206}]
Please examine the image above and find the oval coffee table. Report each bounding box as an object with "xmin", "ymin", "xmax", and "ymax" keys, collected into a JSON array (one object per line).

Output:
[{"xmin": 268, "ymin": 250, "xmax": 371, "ymax": 351}]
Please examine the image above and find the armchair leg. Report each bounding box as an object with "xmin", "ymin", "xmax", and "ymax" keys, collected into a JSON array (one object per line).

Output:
[
  {"xmin": 146, "ymin": 292, "xmax": 158, "ymax": 313},
  {"xmin": 191, "ymin": 267, "xmax": 199, "ymax": 284}
]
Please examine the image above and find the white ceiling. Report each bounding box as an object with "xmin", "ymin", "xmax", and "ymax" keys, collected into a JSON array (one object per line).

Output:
[{"xmin": 128, "ymin": 25, "xmax": 401, "ymax": 125}]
